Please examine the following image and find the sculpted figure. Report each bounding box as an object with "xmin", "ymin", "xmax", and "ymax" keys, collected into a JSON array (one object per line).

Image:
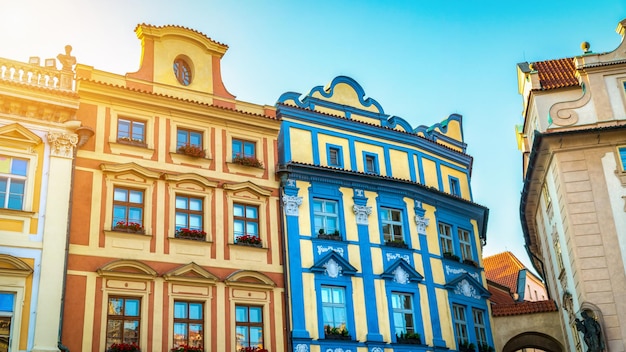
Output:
[{"xmin": 575, "ymin": 311, "xmax": 604, "ymax": 352}]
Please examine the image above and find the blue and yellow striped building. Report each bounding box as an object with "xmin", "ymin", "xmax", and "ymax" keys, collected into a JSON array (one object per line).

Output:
[{"xmin": 277, "ymin": 76, "xmax": 492, "ymax": 352}]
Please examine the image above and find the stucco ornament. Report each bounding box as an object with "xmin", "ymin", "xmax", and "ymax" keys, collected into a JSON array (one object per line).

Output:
[
  {"xmin": 414, "ymin": 214, "xmax": 430, "ymax": 234},
  {"xmin": 283, "ymin": 195, "xmax": 303, "ymax": 216},
  {"xmin": 295, "ymin": 344, "xmax": 309, "ymax": 352},
  {"xmin": 386, "ymin": 253, "xmax": 410, "ymax": 263},
  {"xmin": 454, "ymin": 279, "xmax": 481, "ymax": 300},
  {"xmin": 324, "ymin": 349, "xmax": 352, "ymax": 352},
  {"xmin": 393, "ymin": 266, "xmax": 410, "ymax": 285},
  {"xmin": 353, "ymin": 204, "xmax": 372, "ymax": 225},
  {"xmin": 317, "ymin": 246, "xmax": 344, "ymax": 256},
  {"xmin": 324, "ymin": 258, "xmax": 342, "ymax": 278},
  {"xmin": 445, "ymin": 265, "xmax": 480, "ymax": 281},
  {"xmin": 370, "ymin": 348, "xmax": 383, "ymax": 352},
  {"xmin": 47, "ymin": 132, "xmax": 78, "ymax": 158}
]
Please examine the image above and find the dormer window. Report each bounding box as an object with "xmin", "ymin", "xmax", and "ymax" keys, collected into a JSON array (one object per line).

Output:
[{"xmin": 173, "ymin": 58, "xmax": 192, "ymax": 86}]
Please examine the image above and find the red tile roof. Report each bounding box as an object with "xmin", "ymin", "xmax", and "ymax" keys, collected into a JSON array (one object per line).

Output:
[
  {"xmin": 483, "ymin": 251, "xmax": 526, "ymax": 293},
  {"xmin": 491, "ymin": 300, "xmax": 558, "ymax": 317},
  {"xmin": 532, "ymin": 58, "xmax": 578, "ymax": 90},
  {"xmin": 487, "ymin": 280, "xmax": 515, "ymax": 305}
]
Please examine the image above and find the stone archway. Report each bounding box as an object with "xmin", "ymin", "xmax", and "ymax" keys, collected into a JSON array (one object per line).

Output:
[{"xmin": 503, "ymin": 332, "xmax": 564, "ymax": 352}]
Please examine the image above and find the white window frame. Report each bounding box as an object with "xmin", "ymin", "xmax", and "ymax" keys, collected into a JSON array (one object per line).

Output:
[
  {"xmin": 391, "ymin": 292, "xmax": 415, "ymax": 335},
  {"xmin": 438, "ymin": 223, "xmax": 454, "ymax": 255},
  {"xmin": 452, "ymin": 304, "xmax": 469, "ymax": 345},
  {"xmin": 458, "ymin": 228, "xmax": 473, "ymax": 261},
  {"xmin": 472, "ymin": 308, "xmax": 487, "ymax": 346},
  {"xmin": 381, "ymin": 207, "xmax": 404, "ymax": 242},
  {"xmin": 313, "ymin": 198, "xmax": 339, "ymax": 235}
]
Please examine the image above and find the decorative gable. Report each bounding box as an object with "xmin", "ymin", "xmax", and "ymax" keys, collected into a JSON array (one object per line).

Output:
[
  {"xmin": 100, "ymin": 162, "xmax": 161, "ymax": 182},
  {"xmin": 381, "ymin": 259, "xmax": 423, "ymax": 285},
  {"xmin": 225, "ymin": 270, "xmax": 276, "ymax": 290},
  {"xmin": 445, "ymin": 273, "xmax": 490, "ymax": 300},
  {"xmin": 311, "ymin": 251, "xmax": 357, "ymax": 278},
  {"xmin": 0, "ymin": 123, "xmax": 42, "ymax": 150},
  {"xmin": 163, "ymin": 262, "xmax": 218, "ymax": 285},
  {"xmin": 97, "ymin": 259, "xmax": 157, "ymax": 280},
  {"xmin": 223, "ymin": 181, "xmax": 272, "ymax": 198}
]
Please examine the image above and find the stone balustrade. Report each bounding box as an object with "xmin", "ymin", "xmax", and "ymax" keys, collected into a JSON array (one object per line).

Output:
[{"xmin": 0, "ymin": 57, "xmax": 71, "ymax": 91}]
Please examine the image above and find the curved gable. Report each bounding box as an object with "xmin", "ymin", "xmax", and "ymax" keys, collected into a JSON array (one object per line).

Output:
[
  {"xmin": 97, "ymin": 259, "xmax": 157, "ymax": 280},
  {"xmin": 0, "ymin": 254, "xmax": 33, "ymax": 277},
  {"xmin": 225, "ymin": 270, "xmax": 276, "ymax": 289}
]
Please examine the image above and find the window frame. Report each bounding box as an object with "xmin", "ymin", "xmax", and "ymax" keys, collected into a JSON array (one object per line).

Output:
[
  {"xmin": 472, "ymin": 308, "xmax": 487, "ymax": 346},
  {"xmin": 176, "ymin": 128, "xmax": 203, "ymax": 149},
  {"xmin": 326, "ymin": 144, "xmax": 343, "ymax": 168},
  {"xmin": 438, "ymin": 223, "xmax": 454, "ymax": 255},
  {"xmin": 233, "ymin": 203, "xmax": 259, "ymax": 239},
  {"xmin": 173, "ymin": 57, "xmax": 192, "ymax": 86},
  {"xmin": 0, "ymin": 155, "xmax": 28, "ymax": 210},
  {"xmin": 117, "ymin": 118, "xmax": 146, "ymax": 145},
  {"xmin": 381, "ymin": 207, "xmax": 404, "ymax": 243},
  {"xmin": 232, "ymin": 138, "xmax": 257, "ymax": 159},
  {"xmin": 235, "ymin": 305, "xmax": 264, "ymax": 350},
  {"xmin": 0, "ymin": 292, "xmax": 15, "ymax": 352},
  {"xmin": 391, "ymin": 292, "xmax": 415, "ymax": 336},
  {"xmin": 449, "ymin": 176, "xmax": 461, "ymax": 197},
  {"xmin": 313, "ymin": 198, "xmax": 339, "ymax": 236},
  {"xmin": 363, "ymin": 152, "xmax": 379, "ymax": 174},
  {"xmin": 175, "ymin": 194, "xmax": 204, "ymax": 232},
  {"xmin": 321, "ymin": 285, "xmax": 348, "ymax": 331},
  {"xmin": 112, "ymin": 186, "xmax": 145, "ymax": 229},
  {"xmin": 173, "ymin": 300, "xmax": 204, "ymax": 349},
  {"xmin": 458, "ymin": 228, "xmax": 473, "ymax": 261},
  {"xmin": 105, "ymin": 296, "xmax": 141, "ymax": 349},
  {"xmin": 452, "ymin": 303, "xmax": 469, "ymax": 345}
]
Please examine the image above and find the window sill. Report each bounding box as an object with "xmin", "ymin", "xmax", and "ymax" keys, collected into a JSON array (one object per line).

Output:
[
  {"xmin": 317, "ymin": 234, "xmax": 343, "ymax": 241},
  {"xmin": 0, "ymin": 208, "xmax": 36, "ymax": 218},
  {"xmin": 616, "ymin": 170, "xmax": 626, "ymax": 186},
  {"xmin": 384, "ymin": 241, "xmax": 409, "ymax": 249},
  {"xmin": 226, "ymin": 162, "xmax": 265, "ymax": 177},
  {"xmin": 170, "ymin": 237, "xmax": 212, "ymax": 257},
  {"xmin": 104, "ymin": 229, "xmax": 151, "ymax": 251},
  {"xmin": 110, "ymin": 141, "xmax": 154, "ymax": 158},
  {"xmin": 170, "ymin": 152, "xmax": 213, "ymax": 166}
]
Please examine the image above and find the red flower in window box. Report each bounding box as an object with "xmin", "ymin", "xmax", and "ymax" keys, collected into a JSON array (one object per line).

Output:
[
  {"xmin": 232, "ymin": 153, "xmax": 263, "ymax": 168},
  {"xmin": 171, "ymin": 345, "xmax": 204, "ymax": 352},
  {"xmin": 107, "ymin": 342, "xmax": 141, "ymax": 352},
  {"xmin": 238, "ymin": 347, "xmax": 268, "ymax": 352},
  {"xmin": 177, "ymin": 143, "xmax": 206, "ymax": 158},
  {"xmin": 235, "ymin": 234, "xmax": 262, "ymax": 247},
  {"xmin": 113, "ymin": 221, "xmax": 145, "ymax": 234},
  {"xmin": 175, "ymin": 228, "xmax": 207, "ymax": 241}
]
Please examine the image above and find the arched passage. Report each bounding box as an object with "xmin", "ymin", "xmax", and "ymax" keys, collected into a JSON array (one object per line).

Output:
[{"xmin": 503, "ymin": 332, "xmax": 563, "ymax": 352}]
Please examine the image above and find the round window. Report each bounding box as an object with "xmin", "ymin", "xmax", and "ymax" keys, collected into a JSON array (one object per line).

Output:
[{"xmin": 173, "ymin": 58, "xmax": 192, "ymax": 86}]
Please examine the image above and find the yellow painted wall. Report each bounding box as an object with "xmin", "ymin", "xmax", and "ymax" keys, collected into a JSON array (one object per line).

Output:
[
  {"xmin": 437, "ymin": 288, "xmax": 455, "ymax": 349},
  {"xmin": 351, "ymin": 277, "xmax": 366, "ymax": 341},
  {"xmin": 419, "ymin": 284, "xmax": 433, "ymax": 345},
  {"xmin": 303, "ymin": 272, "xmax": 318, "ymax": 338},
  {"xmin": 441, "ymin": 165, "xmax": 469, "ymax": 200},
  {"xmin": 389, "ymin": 149, "xmax": 410, "ymax": 180},
  {"xmin": 318, "ymin": 134, "xmax": 351, "ymax": 169},
  {"xmin": 421, "ymin": 158, "xmax": 439, "ymax": 189},
  {"xmin": 354, "ymin": 141, "xmax": 386, "ymax": 175},
  {"xmin": 290, "ymin": 128, "xmax": 314, "ymax": 164},
  {"xmin": 19, "ymin": 258, "xmax": 34, "ymax": 350}
]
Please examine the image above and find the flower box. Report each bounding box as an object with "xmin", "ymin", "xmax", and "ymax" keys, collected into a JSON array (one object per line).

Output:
[
  {"xmin": 232, "ymin": 154, "xmax": 263, "ymax": 168},
  {"xmin": 113, "ymin": 221, "xmax": 145, "ymax": 234},
  {"xmin": 318, "ymin": 234, "xmax": 342, "ymax": 241},
  {"xmin": 324, "ymin": 326, "xmax": 350, "ymax": 340},
  {"xmin": 107, "ymin": 342, "xmax": 140, "ymax": 352},
  {"xmin": 171, "ymin": 345, "xmax": 203, "ymax": 352},
  {"xmin": 175, "ymin": 228, "xmax": 206, "ymax": 241},
  {"xmin": 177, "ymin": 144, "xmax": 206, "ymax": 158},
  {"xmin": 459, "ymin": 340, "xmax": 476, "ymax": 352},
  {"xmin": 463, "ymin": 258, "xmax": 478, "ymax": 268},
  {"xmin": 324, "ymin": 334, "xmax": 351, "ymax": 340},
  {"xmin": 236, "ymin": 234, "xmax": 262, "ymax": 247},
  {"xmin": 238, "ymin": 347, "xmax": 268, "ymax": 352},
  {"xmin": 396, "ymin": 332, "xmax": 421, "ymax": 345},
  {"xmin": 385, "ymin": 240, "xmax": 409, "ymax": 249},
  {"xmin": 478, "ymin": 343, "xmax": 495, "ymax": 352},
  {"xmin": 443, "ymin": 252, "xmax": 460, "ymax": 262},
  {"xmin": 117, "ymin": 137, "xmax": 147, "ymax": 147}
]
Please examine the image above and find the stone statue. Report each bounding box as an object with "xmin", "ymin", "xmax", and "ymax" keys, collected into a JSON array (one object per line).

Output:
[
  {"xmin": 57, "ymin": 45, "xmax": 76, "ymax": 71},
  {"xmin": 575, "ymin": 311, "xmax": 604, "ymax": 352}
]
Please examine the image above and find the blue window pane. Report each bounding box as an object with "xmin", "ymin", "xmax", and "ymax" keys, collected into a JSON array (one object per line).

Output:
[
  {"xmin": 313, "ymin": 200, "xmax": 322, "ymax": 212},
  {"xmin": 11, "ymin": 159, "xmax": 27, "ymax": 176},
  {"xmin": 129, "ymin": 190, "xmax": 143, "ymax": 204},
  {"xmin": 10, "ymin": 179, "xmax": 24, "ymax": 194},
  {"xmin": 233, "ymin": 204, "xmax": 244, "ymax": 217},
  {"xmin": 125, "ymin": 299, "xmax": 140, "ymax": 316},
  {"xmin": 189, "ymin": 198, "xmax": 202, "ymax": 211},
  {"xmin": 189, "ymin": 215, "xmax": 202, "ymax": 229},
  {"xmin": 325, "ymin": 202, "xmax": 336, "ymax": 213},
  {"xmin": 118, "ymin": 120, "xmax": 130, "ymax": 138},
  {"xmin": 321, "ymin": 287, "xmax": 330, "ymax": 303},
  {"xmin": 246, "ymin": 206, "xmax": 257, "ymax": 219},
  {"xmin": 0, "ymin": 194, "xmax": 5, "ymax": 208},
  {"xmin": 232, "ymin": 141, "xmax": 242, "ymax": 157},
  {"xmin": 114, "ymin": 188, "xmax": 128, "ymax": 202},
  {"xmin": 243, "ymin": 142, "xmax": 255, "ymax": 157},
  {"xmin": 249, "ymin": 307, "xmax": 262, "ymax": 322},
  {"xmin": 174, "ymin": 322, "xmax": 187, "ymax": 338},
  {"xmin": 189, "ymin": 303, "xmax": 203, "ymax": 319},
  {"xmin": 177, "ymin": 130, "xmax": 188, "ymax": 147},
  {"xmin": 250, "ymin": 326, "xmax": 263, "ymax": 345},
  {"xmin": 246, "ymin": 222, "xmax": 258, "ymax": 236},
  {"xmin": 174, "ymin": 302, "xmax": 187, "ymax": 318},
  {"xmin": 0, "ymin": 293, "xmax": 14, "ymax": 312},
  {"xmin": 236, "ymin": 326, "xmax": 248, "ymax": 345},
  {"xmin": 113, "ymin": 206, "xmax": 127, "ymax": 222},
  {"xmin": 128, "ymin": 208, "xmax": 142, "ymax": 223},
  {"xmin": 132, "ymin": 122, "xmax": 144, "ymax": 141},
  {"xmin": 108, "ymin": 298, "xmax": 123, "ymax": 315},
  {"xmin": 7, "ymin": 193, "xmax": 23, "ymax": 210},
  {"xmin": 234, "ymin": 221, "xmax": 244, "ymax": 236},
  {"xmin": 189, "ymin": 132, "xmax": 202, "ymax": 147},
  {"xmin": 236, "ymin": 306, "xmax": 247, "ymax": 322},
  {"xmin": 176, "ymin": 213, "xmax": 187, "ymax": 228},
  {"xmin": 176, "ymin": 196, "xmax": 187, "ymax": 209}
]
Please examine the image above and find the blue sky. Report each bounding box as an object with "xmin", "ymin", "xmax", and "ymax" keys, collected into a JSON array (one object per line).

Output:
[{"xmin": 2, "ymin": 0, "xmax": 625, "ymax": 269}]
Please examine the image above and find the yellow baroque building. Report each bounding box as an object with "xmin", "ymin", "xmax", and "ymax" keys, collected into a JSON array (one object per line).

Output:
[
  {"xmin": 61, "ymin": 25, "xmax": 284, "ymax": 352},
  {"xmin": 0, "ymin": 48, "xmax": 92, "ymax": 351}
]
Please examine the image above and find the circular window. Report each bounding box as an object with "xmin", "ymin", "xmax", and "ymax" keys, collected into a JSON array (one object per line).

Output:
[{"xmin": 173, "ymin": 58, "xmax": 192, "ymax": 86}]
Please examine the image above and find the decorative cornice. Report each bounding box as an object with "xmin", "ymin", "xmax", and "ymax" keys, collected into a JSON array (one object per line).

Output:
[{"xmin": 47, "ymin": 131, "xmax": 78, "ymax": 158}]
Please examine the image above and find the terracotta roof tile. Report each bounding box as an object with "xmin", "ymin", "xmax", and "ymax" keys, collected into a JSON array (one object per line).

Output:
[
  {"xmin": 532, "ymin": 58, "xmax": 578, "ymax": 90},
  {"xmin": 483, "ymin": 251, "xmax": 526, "ymax": 292},
  {"xmin": 491, "ymin": 300, "xmax": 558, "ymax": 317},
  {"xmin": 487, "ymin": 280, "xmax": 515, "ymax": 305}
]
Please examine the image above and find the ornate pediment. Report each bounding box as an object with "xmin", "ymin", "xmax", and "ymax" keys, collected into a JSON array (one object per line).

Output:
[
  {"xmin": 311, "ymin": 251, "xmax": 357, "ymax": 278},
  {"xmin": 381, "ymin": 259, "xmax": 423, "ymax": 285},
  {"xmin": 164, "ymin": 173, "xmax": 218, "ymax": 189},
  {"xmin": 0, "ymin": 254, "xmax": 33, "ymax": 277},
  {"xmin": 225, "ymin": 270, "xmax": 276, "ymax": 289},
  {"xmin": 445, "ymin": 273, "xmax": 490, "ymax": 300},
  {"xmin": 0, "ymin": 123, "xmax": 42, "ymax": 150},
  {"xmin": 223, "ymin": 181, "xmax": 272, "ymax": 197},
  {"xmin": 163, "ymin": 262, "xmax": 218, "ymax": 285},
  {"xmin": 100, "ymin": 162, "xmax": 161, "ymax": 180},
  {"xmin": 97, "ymin": 259, "xmax": 157, "ymax": 280}
]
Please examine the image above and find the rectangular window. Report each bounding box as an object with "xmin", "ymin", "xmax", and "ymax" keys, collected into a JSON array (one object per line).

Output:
[
  {"xmin": 175, "ymin": 195, "xmax": 203, "ymax": 231},
  {"xmin": 391, "ymin": 293, "xmax": 414, "ymax": 336},
  {"xmin": 173, "ymin": 301, "xmax": 204, "ymax": 349},
  {"xmin": 177, "ymin": 129, "xmax": 203, "ymax": 149},
  {"xmin": 0, "ymin": 156, "xmax": 27, "ymax": 210},
  {"xmin": 0, "ymin": 293, "xmax": 15, "ymax": 352},
  {"xmin": 321, "ymin": 286, "xmax": 347, "ymax": 330},
  {"xmin": 438, "ymin": 223, "xmax": 454, "ymax": 255},
  {"xmin": 313, "ymin": 199, "xmax": 339, "ymax": 235},
  {"xmin": 452, "ymin": 304, "xmax": 469, "ymax": 345},
  {"xmin": 113, "ymin": 187, "xmax": 144, "ymax": 228},
  {"xmin": 117, "ymin": 118, "xmax": 145, "ymax": 144},
  {"xmin": 106, "ymin": 297, "xmax": 141, "ymax": 348},
  {"xmin": 328, "ymin": 147, "xmax": 341, "ymax": 167},
  {"xmin": 235, "ymin": 305, "xmax": 263, "ymax": 350},
  {"xmin": 619, "ymin": 146, "xmax": 626, "ymax": 170},
  {"xmin": 472, "ymin": 308, "xmax": 487, "ymax": 346},
  {"xmin": 232, "ymin": 139, "xmax": 256, "ymax": 158},
  {"xmin": 234, "ymin": 203, "xmax": 259, "ymax": 239},
  {"xmin": 365, "ymin": 154, "xmax": 377, "ymax": 173},
  {"xmin": 458, "ymin": 229, "xmax": 473, "ymax": 260},
  {"xmin": 381, "ymin": 207, "xmax": 403, "ymax": 242},
  {"xmin": 449, "ymin": 177, "xmax": 460, "ymax": 196}
]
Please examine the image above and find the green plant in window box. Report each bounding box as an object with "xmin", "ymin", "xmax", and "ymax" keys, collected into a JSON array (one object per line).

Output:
[
  {"xmin": 238, "ymin": 347, "xmax": 268, "ymax": 352},
  {"xmin": 107, "ymin": 342, "xmax": 140, "ymax": 352},
  {"xmin": 232, "ymin": 153, "xmax": 263, "ymax": 168},
  {"xmin": 236, "ymin": 234, "xmax": 262, "ymax": 247},
  {"xmin": 463, "ymin": 258, "xmax": 478, "ymax": 268},
  {"xmin": 324, "ymin": 325, "xmax": 351, "ymax": 340},
  {"xmin": 385, "ymin": 239, "xmax": 409, "ymax": 249},
  {"xmin": 459, "ymin": 340, "xmax": 476, "ymax": 352},
  {"xmin": 113, "ymin": 221, "xmax": 145, "ymax": 234},
  {"xmin": 396, "ymin": 331, "xmax": 421, "ymax": 344},
  {"xmin": 443, "ymin": 251, "xmax": 460, "ymax": 262},
  {"xmin": 177, "ymin": 143, "xmax": 206, "ymax": 158},
  {"xmin": 478, "ymin": 343, "xmax": 495, "ymax": 352},
  {"xmin": 171, "ymin": 345, "xmax": 203, "ymax": 352},
  {"xmin": 175, "ymin": 228, "xmax": 206, "ymax": 241},
  {"xmin": 317, "ymin": 228, "xmax": 342, "ymax": 241},
  {"xmin": 117, "ymin": 136, "xmax": 145, "ymax": 146}
]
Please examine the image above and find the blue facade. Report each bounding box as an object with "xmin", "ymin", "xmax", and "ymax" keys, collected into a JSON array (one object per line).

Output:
[{"xmin": 278, "ymin": 76, "xmax": 491, "ymax": 352}]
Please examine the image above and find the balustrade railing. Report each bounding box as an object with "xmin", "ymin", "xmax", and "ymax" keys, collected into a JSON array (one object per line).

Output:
[{"xmin": 0, "ymin": 57, "xmax": 72, "ymax": 91}]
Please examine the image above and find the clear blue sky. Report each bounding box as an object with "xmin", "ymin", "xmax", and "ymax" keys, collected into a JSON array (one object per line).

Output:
[{"xmin": 2, "ymin": 0, "xmax": 624, "ymax": 269}]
